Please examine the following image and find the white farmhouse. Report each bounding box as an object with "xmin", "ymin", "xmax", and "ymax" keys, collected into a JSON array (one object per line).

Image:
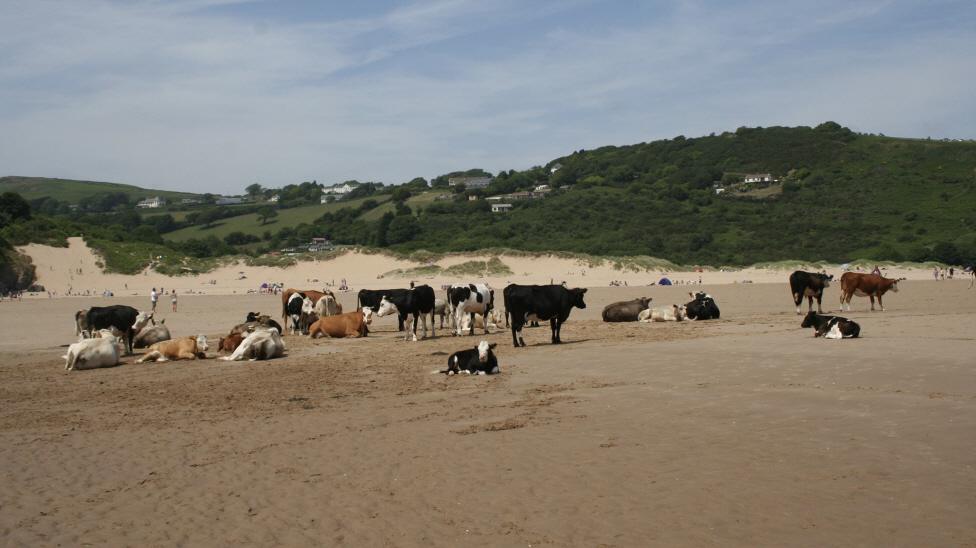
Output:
[{"xmin": 136, "ymin": 196, "xmax": 165, "ymax": 209}]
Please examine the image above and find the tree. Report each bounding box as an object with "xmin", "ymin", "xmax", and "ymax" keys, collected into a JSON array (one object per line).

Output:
[
  {"xmin": 257, "ymin": 205, "xmax": 278, "ymax": 225},
  {"xmin": 246, "ymin": 183, "xmax": 263, "ymax": 199},
  {"xmin": 198, "ymin": 208, "xmax": 221, "ymax": 228},
  {"xmin": 391, "ymin": 187, "xmax": 412, "ymax": 204},
  {"xmin": 0, "ymin": 192, "xmax": 31, "ymax": 228},
  {"xmin": 386, "ymin": 215, "xmax": 420, "ymax": 244}
]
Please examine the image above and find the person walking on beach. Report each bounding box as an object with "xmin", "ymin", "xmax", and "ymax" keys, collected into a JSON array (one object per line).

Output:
[
  {"xmin": 171, "ymin": 290, "xmax": 178, "ymax": 312},
  {"xmin": 150, "ymin": 287, "xmax": 158, "ymax": 311}
]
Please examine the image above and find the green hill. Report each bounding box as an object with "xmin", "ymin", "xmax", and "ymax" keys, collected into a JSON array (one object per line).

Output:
[{"xmin": 0, "ymin": 176, "xmax": 202, "ymax": 203}]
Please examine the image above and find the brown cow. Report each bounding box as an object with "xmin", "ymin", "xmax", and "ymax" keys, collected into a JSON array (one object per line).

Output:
[
  {"xmin": 280, "ymin": 288, "xmax": 332, "ymax": 324},
  {"xmin": 839, "ymin": 273, "xmax": 905, "ymax": 312},
  {"xmin": 218, "ymin": 333, "xmax": 244, "ymax": 353},
  {"xmin": 308, "ymin": 309, "xmax": 372, "ymax": 339},
  {"xmin": 136, "ymin": 335, "xmax": 209, "ymax": 363}
]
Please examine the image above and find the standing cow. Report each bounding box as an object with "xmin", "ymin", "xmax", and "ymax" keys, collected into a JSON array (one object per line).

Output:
[
  {"xmin": 789, "ymin": 271, "xmax": 833, "ymax": 315},
  {"xmin": 358, "ymin": 288, "xmax": 411, "ymax": 331},
  {"xmin": 84, "ymin": 305, "xmax": 140, "ymax": 354},
  {"xmin": 376, "ymin": 285, "xmax": 436, "ymax": 341},
  {"xmin": 839, "ymin": 273, "xmax": 904, "ymax": 312},
  {"xmin": 503, "ymin": 284, "xmax": 587, "ymax": 347},
  {"xmin": 448, "ymin": 283, "xmax": 494, "ymax": 336}
]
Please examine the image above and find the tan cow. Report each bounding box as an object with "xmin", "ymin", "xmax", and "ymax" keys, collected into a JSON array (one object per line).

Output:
[
  {"xmin": 308, "ymin": 309, "xmax": 372, "ymax": 339},
  {"xmin": 839, "ymin": 273, "xmax": 905, "ymax": 311},
  {"xmin": 137, "ymin": 335, "xmax": 209, "ymax": 363}
]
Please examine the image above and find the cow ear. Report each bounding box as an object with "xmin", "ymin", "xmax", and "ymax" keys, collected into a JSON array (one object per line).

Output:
[{"xmin": 489, "ymin": 343, "xmax": 497, "ymax": 349}]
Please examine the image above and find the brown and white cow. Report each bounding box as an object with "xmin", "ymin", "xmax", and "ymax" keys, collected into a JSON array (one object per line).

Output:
[
  {"xmin": 218, "ymin": 333, "xmax": 244, "ymax": 353},
  {"xmin": 839, "ymin": 273, "xmax": 905, "ymax": 312},
  {"xmin": 308, "ymin": 309, "xmax": 372, "ymax": 339},
  {"xmin": 136, "ymin": 335, "xmax": 209, "ymax": 363},
  {"xmin": 280, "ymin": 288, "xmax": 331, "ymax": 324}
]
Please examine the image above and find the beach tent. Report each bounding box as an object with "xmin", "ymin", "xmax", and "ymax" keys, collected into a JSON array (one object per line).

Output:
[{"xmin": 658, "ymin": 277, "xmax": 672, "ymax": 286}]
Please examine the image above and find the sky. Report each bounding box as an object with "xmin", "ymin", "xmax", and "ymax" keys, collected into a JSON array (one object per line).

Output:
[{"xmin": 1, "ymin": 0, "xmax": 974, "ymax": 194}]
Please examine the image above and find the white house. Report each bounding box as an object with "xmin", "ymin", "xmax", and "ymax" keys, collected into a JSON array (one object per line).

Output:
[
  {"xmin": 268, "ymin": 194, "xmax": 280, "ymax": 203},
  {"xmin": 180, "ymin": 198, "xmax": 200, "ymax": 205},
  {"xmin": 549, "ymin": 163, "xmax": 563, "ymax": 174},
  {"xmin": 743, "ymin": 173, "xmax": 776, "ymax": 184},
  {"xmin": 216, "ymin": 196, "xmax": 244, "ymax": 206},
  {"xmin": 136, "ymin": 196, "xmax": 165, "ymax": 209},
  {"xmin": 491, "ymin": 203, "xmax": 513, "ymax": 213},
  {"xmin": 448, "ymin": 176, "xmax": 492, "ymax": 189},
  {"xmin": 534, "ymin": 184, "xmax": 550, "ymax": 192},
  {"xmin": 322, "ymin": 183, "xmax": 357, "ymax": 196}
]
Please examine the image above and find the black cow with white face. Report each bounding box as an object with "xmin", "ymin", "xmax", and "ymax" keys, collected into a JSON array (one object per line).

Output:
[
  {"xmin": 685, "ymin": 291, "xmax": 720, "ymax": 320},
  {"xmin": 376, "ymin": 284, "xmax": 436, "ymax": 341},
  {"xmin": 358, "ymin": 288, "xmax": 411, "ymax": 330},
  {"xmin": 503, "ymin": 284, "xmax": 587, "ymax": 347},
  {"xmin": 789, "ymin": 271, "xmax": 833, "ymax": 315},
  {"xmin": 801, "ymin": 311, "xmax": 860, "ymax": 339}
]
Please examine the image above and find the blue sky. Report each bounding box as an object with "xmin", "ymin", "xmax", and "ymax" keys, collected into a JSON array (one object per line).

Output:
[{"xmin": 1, "ymin": 0, "xmax": 973, "ymax": 194}]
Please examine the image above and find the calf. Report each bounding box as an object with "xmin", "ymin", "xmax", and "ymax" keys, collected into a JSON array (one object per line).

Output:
[
  {"xmin": 63, "ymin": 336, "xmax": 121, "ymax": 371},
  {"xmin": 136, "ymin": 335, "xmax": 209, "ymax": 363},
  {"xmin": 220, "ymin": 328, "xmax": 285, "ymax": 361},
  {"xmin": 503, "ymin": 284, "xmax": 587, "ymax": 347},
  {"xmin": 789, "ymin": 271, "xmax": 833, "ymax": 314},
  {"xmin": 801, "ymin": 311, "xmax": 861, "ymax": 339},
  {"xmin": 602, "ymin": 297, "xmax": 652, "ymax": 322},
  {"xmin": 434, "ymin": 340, "xmax": 499, "ymax": 375},
  {"xmin": 377, "ymin": 285, "xmax": 436, "ymax": 341},
  {"xmin": 308, "ymin": 309, "xmax": 372, "ymax": 338},
  {"xmin": 685, "ymin": 292, "xmax": 720, "ymax": 320},
  {"xmin": 639, "ymin": 304, "xmax": 686, "ymax": 322},
  {"xmin": 433, "ymin": 298, "xmax": 449, "ymax": 329},
  {"xmin": 839, "ymin": 273, "xmax": 904, "ymax": 311}
]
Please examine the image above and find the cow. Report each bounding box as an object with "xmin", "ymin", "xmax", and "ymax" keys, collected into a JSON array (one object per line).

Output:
[
  {"xmin": 839, "ymin": 273, "xmax": 904, "ymax": 312},
  {"xmin": 313, "ymin": 294, "xmax": 342, "ymax": 318},
  {"xmin": 602, "ymin": 297, "xmax": 652, "ymax": 322},
  {"xmin": 74, "ymin": 310, "xmax": 92, "ymax": 338},
  {"xmin": 503, "ymin": 284, "xmax": 587, "ymax": 347},
  {"xmin": 85, "ymin": 305, "xmax": 140, "ymax": 354},
  {"xmin": 789, "ymin": 271, "xmax": 833, "ymax": 315},
  {"xmin": 133, "ymin": 321, "xmax": 171, "ymax": 348},
  {"xmin": 218, "ymin": 332, "xmax": 245, "ymax": 353},
  {"xmin": 308, "ymin": 309, "xmax": 372, "ymax": 339},
  {"xmin": 280, "ymin": 288, "xmax": 329, "ymax": 325},
  {"xmin": 448, "ymin": 284, "xmax": 494, "ymax": 336},
  {"xmin": 131, "ymin": 311, "xmax": 156, "ymax": 334},
  {"xmin": 684, "ymin": 292, "xmax": 720, "ymax": 320},
  {"xmin": 638, "ymin": 304, "xmax": 686, "ymax": 322},
  {"xmin": 285, "ymin": 292, "xmax": 309, "ymax": 334},
  {"xmin": 433, "ymin": 340, "xmax": 500, "ymax": 375},
  {"xmin": 358, "ymin": 288, "xmax": 412, "ymax": 331},
  {"xmin": 63, "ymin": 336, "xmax": 121, "ymax": 371},
  {"xmin": 433, "ymin": 298, "xmax": 449, "ymax": 329},
  {"xmin": 220, "ymin": 328, "xmax": 285, "ymax": 361},
  {"xmin": 801, "ymin": 311, "xmax": 861, "ymax": 339},
  {"xmin": 136, "ymin": 335, "xmax": 209, "ymax": 363},
  {"xmin": 376, "ymin": 285, "xmax": 436, "ymax": 341},
  {"xmin": 457, "ymin": 309, "xmax": 506, "ymax": 332},
  {"xmin": 244, "ymin": 312, "xmax": 283, "ymax": 335}
]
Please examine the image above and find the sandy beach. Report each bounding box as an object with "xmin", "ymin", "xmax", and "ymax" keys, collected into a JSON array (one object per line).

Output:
[{"xmin": 1, "ymin": 272, "xmax": 975, "ymax": 546}]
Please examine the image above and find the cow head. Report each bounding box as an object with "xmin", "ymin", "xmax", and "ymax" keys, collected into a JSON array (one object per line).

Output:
[
  {"xmin": 889, "ymin": 278, "xmax": 906, "ymax": 292},
  {"xmin": 132, "ymin": 311, "xmax": 154, "ymax": 333},
  {"xmin": 246, "ymin": 311, "xmax": 260, "ymax": 322},
  {"xmin": 800, "ymin": 311, "xmax": 818, "ymax": 328},
  {"xmin": 301, "ymin": 297, "xmax": 314, "ymax": 315},
  {"xmin": 196, "ymin": 335, "xmax": 209, "ymax": 352},
  {"xmin": 689, "ymin": 291, "xmax": 711, "ymax": 302},
  {"xmin": 571, "ymin": 288, "xmax": 588, "ymax": 309},
  {"xmin": 376, "ymin": 297, "xmax": 398, "ymax": 317},
  {"xmin": 477, "ymin": 340, "xmax": 497, "ymax": 363},
  {"xmin": 674, "ymin": 304, "xmax": 687, "ymax": 321},
  {"xmin": 820, "ymin": 273, "xmax": 834, "ymax": 287},
  {"xmin": 361, "ymin": 307, "xmax": 374, "ymax": 324}
]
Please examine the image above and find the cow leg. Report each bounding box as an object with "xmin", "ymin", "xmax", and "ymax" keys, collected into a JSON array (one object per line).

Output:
[
  {"xmin": 877, "ymin": 294, "xmax": 884, "ymax": 312},
  {"xmin": 550, "ymin": 317, "xmax": 559, "ymax": 344},
  {"xmin": 869, "ymin": 295, "xmax": 876, "ymax": 311},
  {"xmin": 420, "ymin": 313, "xmax": 428, "ymax": 340},
  {"xmin": 793, "ymin": 292, "xmax": 802, "ymax": 315},
  {"xmin": 483, "ymin": 306, "xmax": 491, "ymax": 335},
  {"xmin": 815, "ymin": 294, "xmax": 824, "ymax": 314},
  {"xmin": 807, "ymin": 295, "xmax": 814, "ymax": 314}
]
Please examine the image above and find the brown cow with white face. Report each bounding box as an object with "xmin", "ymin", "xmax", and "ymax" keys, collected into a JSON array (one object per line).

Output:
[{"xmin": 839, "ymin": 273, "xmax": 905, "ymax": 312}]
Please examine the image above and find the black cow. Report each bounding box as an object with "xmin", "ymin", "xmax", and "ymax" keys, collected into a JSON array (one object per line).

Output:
[
  {"xmin": 436, "ymin": 340, "xmax": 499, "ymax": 375},
  {"xmin": 503, "ymin": 284, "xmax": 587, "ymax": 347},
  {"xmin": 85, "ymin": 305, "xmax": 139, "ymax": 354},
  {"xmin": 376, "ymin": 284, "xmax": 436, "ymax": 341},
  {"xmin": 801, "ymin": 311, "xmax": 860, "ymax": 339},
  {"xmin": 789, "ymin": 271, "xmax": 833, "ymax": 315},
  {"xmin": 358, "ymin": 288, "xmax": 411, "ymax": 330},
  {"xmin": 685, "ymin": 291, "xmax": 720, "ymax": 320}
]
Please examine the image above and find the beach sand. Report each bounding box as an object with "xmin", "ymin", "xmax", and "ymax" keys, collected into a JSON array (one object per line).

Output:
[{"xmin": 1, "ymin": 276, "xmax": 974, "ymax": 546}]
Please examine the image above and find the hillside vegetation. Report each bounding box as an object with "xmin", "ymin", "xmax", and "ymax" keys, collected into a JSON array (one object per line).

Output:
[{"xmin": 0, "ymin": 176, "xmax": 201, "ymax": 203}]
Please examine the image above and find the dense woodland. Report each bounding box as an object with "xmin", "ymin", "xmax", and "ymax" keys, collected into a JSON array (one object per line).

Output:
[{"xmin": 2, "ymin": 123, "xmax": 975, "ymax": 277}]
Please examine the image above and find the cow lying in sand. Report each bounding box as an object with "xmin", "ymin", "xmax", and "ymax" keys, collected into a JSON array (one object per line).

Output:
[
  {"xmin": 136, "ymin": 335, "xmax": 209, "ymax": 363},
  {"xmin": 308, "ymin": 309, "xmax": 372, "ymax": 339},
  {"xmin": 218, "ymin": 333, "xmax": 244, "ymax": 353},
  {"xmin": 433, "ymin": 340, "xmax": 500, "ymax": 375},
  {"xmin": 220, "ymin": 328, "xmax": 285, "ymax": 361},
  {"xmin": 801, "ymin": 312, "xmax": 861, "ymax": 339},
  {"xmin": 134, "ymin": 321, "xmax": 171, "ymax": 348},
  {"xmin": 638, "ymin": 304, "xmax": 686, "ymax": 322},
  {"xmin": 63, "ymin": 336, "xmax": 121, "ymax": 371}
]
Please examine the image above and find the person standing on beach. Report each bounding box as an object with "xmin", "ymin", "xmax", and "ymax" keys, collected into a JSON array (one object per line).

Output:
[
  {"xmin": 150, "ymin": 287, "xmax": 158, "ymax": 311},
  {"xmin": 171, "ymin": 290, "xmax": 178, "ymax": 312}
]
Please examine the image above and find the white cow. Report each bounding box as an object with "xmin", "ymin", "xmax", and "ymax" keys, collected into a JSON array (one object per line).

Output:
[
  {"xmin": 447, "ymin": 283, "xmax": 494, "ymax": 336},
  {"xmin": 219, "ymin": 328, "xmax": 286, "ymax": 361},
  {"xmin": 639, "ymin": 304, "xmax": 686, "ymax": 322},
  {"xmin": 63, "ymin": 336, "xmax": 121, "ymax": 371},
  {"xmin": 313, "ymin": 294, "xmax": 341, "ymax": 317},
  {"xmin": 131, "ymin": 310, "xmax": 155, "ymax": 334},
  {"xmin": 457, "ymin": 309, "xmax": 506, "ymax": 332}
]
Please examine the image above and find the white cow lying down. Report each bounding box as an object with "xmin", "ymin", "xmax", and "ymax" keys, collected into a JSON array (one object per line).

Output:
[
  {"xmin": 63, "ymin": 336, "xmax": 121, "ymax": 371},
  {"xmin": 638, "ymin": 304, "xmax": 686, "ymax": 322},
  {"xmin": 220, "ymin": 328, "xmax": 285, "ymax": 361}
]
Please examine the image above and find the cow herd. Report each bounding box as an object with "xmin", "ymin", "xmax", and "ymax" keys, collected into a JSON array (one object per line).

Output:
[{"xmin": 61, "ymin": 270, "xmax": 908, "ymax": 372}]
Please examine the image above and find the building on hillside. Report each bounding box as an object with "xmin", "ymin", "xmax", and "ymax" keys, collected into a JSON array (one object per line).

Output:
[
  {"xmin": 491, "ymin": 203, "xmax": 513, "ymax": 213},
  {"xmin": 714, "ymin": 187, "xmax": 726, "ymax": 195},
  {"xmin": 216, "ymin": 196, "xmax": 244, "ymax": 206},
  {"xmin": 549, "ymin": 163, "xmax": 563, "ymax": 174},
  {"xmin": 743, "ymin": 173, "xmax": 776, "ymax": 184},
  {"xmin": 268, "ymin": 194, "xmax": 280, "ymax": 203},
  {"xmin": 180, "ymin": 198, "xmax": 200, "ymax": 205},
  {"xmin": 448, "ymin": 176, "xmax": 492, "ymax": 189},
  {"xmin": 322, "ymin": 183, "xmax": 356, "ymax": 196},
  {"xmin": 308, "ymin": 237, "xmax": 332, "ymax": 252},
  {"xmin": 534, "ymin": 184, "xmax": 551, "ymax": 192},
  {"xmin": 137, "ymin": 196, "xmax": 165, "ymax": 209}
]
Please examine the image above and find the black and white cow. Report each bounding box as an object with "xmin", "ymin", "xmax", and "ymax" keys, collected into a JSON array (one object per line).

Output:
[
  {"xmin": 800, "ymin": 311, "xmax": 860, "ymax": 339},
  {"xmin": 684, "ymin": 291, "xmax": 720, "ymax": 320},
  {"xmin": 358, "ymin": 288, "xmax": 411, "ymax": 330},
  {"xmin": 84, "ymin": 305, "xmax": 140, "ymax": 354},
  {"xmin": 285, "ymin": 292, "xmax": 307, "ymax": 334},
  {"xmin": 376, "ymin": 284, "xmax": 436, "ymax": 341},
  {"xmin": 448, "ymin": 283, "xmax": 494, "ymax": 336},
  {"xmin": 434, "ymin": 340, "xmax": 500, "ymax": 375},
  {"xmin": 789, "ymin": 271, "xmax": 833, "ymax": 315},
  {"xmin": 503, "ymin": 284, "xmax": 587, "ymax": 347}
]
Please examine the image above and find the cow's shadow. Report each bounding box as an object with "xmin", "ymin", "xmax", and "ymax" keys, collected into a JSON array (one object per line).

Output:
[{"xmin": 521, "ymin": 338, "xmax": 592, "ymax": 348}]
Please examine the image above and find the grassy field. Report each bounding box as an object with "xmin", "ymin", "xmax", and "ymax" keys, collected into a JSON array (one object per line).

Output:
[
  {"xmin": 360, "ymin": 191, "xmax": 445, "ymax": 221},
  {"xmin": 0, "ymin": 176, "xmax": 202, "ymax": 203},
  {"xmin": 163, "ymin": 196, "xmax": 392, "ymax": 241}
]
